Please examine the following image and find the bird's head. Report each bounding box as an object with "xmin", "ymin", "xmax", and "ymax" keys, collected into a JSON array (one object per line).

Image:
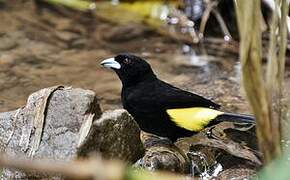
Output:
[{"xmin": 100, "ymin": 53, "xmax": 156, "ymax": 86}]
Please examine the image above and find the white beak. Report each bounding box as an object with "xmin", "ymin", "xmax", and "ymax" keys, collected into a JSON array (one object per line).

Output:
[{"xmin": 100, "ymin": 58, "xmax": 121, "ymax": 69}]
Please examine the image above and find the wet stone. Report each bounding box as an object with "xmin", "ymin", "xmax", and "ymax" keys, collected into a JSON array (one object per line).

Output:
[{"xmin": 175, "ymin": 122, "xmax": 260, "ymax": 178}]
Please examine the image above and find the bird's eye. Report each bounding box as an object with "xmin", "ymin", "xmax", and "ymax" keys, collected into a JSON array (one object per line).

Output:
[{"xmin": 123, "ymin": 58, "xmax": 131, "ymax": 64}]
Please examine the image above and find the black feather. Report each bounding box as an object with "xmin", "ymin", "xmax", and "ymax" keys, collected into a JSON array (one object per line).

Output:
[{"xmin": 215, "ymin": 113, "xmax": 255, "ymax": 123}]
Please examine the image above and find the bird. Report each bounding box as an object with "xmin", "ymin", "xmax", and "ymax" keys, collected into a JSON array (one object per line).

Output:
[{"xmin": 100, "ymin": 53, "xmax": 255, "ymax": 141}]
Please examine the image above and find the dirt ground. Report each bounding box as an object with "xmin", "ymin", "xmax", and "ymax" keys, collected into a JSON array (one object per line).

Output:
[{"xmin": 0, "ymin": 1, "xmax": 289, "ymax": 114}]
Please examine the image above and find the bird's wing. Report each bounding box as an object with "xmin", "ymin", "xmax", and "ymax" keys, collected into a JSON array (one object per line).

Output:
[
  {"xmin": 157, "ymin": 81, "xmax": 221, "ymax": 109},
  {"xmin": 157, "ymin": 81, "xmax": 254, "ymax": 132},
  {"xmin": 166, "ymin": 107, "xmax": 223, "ymax": 131},
  {"xmin": 156, "ymin": 81, "xmax": 223, "ymax": 132}
]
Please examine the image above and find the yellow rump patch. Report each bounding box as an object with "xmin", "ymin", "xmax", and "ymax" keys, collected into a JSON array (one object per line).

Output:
[{"xmin": 166, "ymin": 107, "xmax": 224, "ymax": 132}]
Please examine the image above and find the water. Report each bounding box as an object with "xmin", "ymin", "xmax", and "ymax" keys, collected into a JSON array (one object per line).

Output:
[{"xmin": 187, "ymin": 151, "xmax": 223, "ymax": 179}]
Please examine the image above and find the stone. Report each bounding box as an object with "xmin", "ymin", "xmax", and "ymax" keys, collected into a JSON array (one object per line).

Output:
[
  {"xmin": 135, "ymin": 131, "xmax": 190, "ymax": 174},
  {"xmin": 0, "ymin": 87, "xmax": 144, "ymax": 179},
  {"xmin": 103, "ymin": 24, "xmax": 151, "ymax": 42},
  {"xmin": 77, "ymin": 109, "xmax": 144, "ymax": 162},
  {"xmin": 175, "ymin": 122, "xmax": 260, "ymax": 178},
  {"xmin": 216, "ymin": 168, "xmax": 256, "ymax": 180},
  {"xmin": 0, "ymin": 35, "xmax": 18, "ymax": 51},
  {"xmin": 0, "ymin": 86, "xmax": 101, "ymax": 179}
]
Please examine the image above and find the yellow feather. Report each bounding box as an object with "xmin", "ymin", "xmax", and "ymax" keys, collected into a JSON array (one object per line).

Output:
[{"xmin": 166, "ymin": 107, "xmax": 224, "ymax": 132}]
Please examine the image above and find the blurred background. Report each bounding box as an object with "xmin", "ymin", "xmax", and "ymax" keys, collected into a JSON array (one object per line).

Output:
[
  {"xmin": 0, "ymin": 1, "xmax": 290, "ymax": 178},
  {"xmin": 1, "ymin": 0, "xmax": 282, "ymax": 113}
]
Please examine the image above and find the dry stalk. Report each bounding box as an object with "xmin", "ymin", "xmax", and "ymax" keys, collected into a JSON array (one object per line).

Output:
[
  {"xmin": 0, "ymin": 154, "xmax": 185, "ymax": 180},
  {"xmin": 235, "ymin": 0, "xmax": 282, "ymax": 164}
]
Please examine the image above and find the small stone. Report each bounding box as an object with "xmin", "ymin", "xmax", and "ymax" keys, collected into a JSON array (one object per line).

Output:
[
  {"xmin": 0, "ymin": 36, "xmax": 18, "ymax": 51},
  {"xmin": 103, "ymin": 24, "xmax": 150, "ymax": 42},
  {"xmin": 55, "ymin": 31, "xmax": 79, "ymax": 42}
]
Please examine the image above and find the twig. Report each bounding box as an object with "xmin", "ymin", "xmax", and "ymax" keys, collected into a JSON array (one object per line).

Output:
[
  {"xmin": 211, "ymin": 8, "xmax": 232, "ymax": 40},
  {"xmin": 170, "ymin": 8, "xmax": 200, "ymax": 43},
  {"xmin": 262, "ymin": 0, "xmax": 290, "ymax": 34},
  {"xmin": 0, "ymin": 154, "xmax": 185, "ymax": 180},
  {"xmin": 0, "ymin": 154, "xmax": 125, "ymax": 179},
  {"xmin": 265, "ymin": 0, "xmax": 280, "ymax": 159},
  {"xmin": 199, "ymin": 0, "xmax": 218, "ymax": 38},
  {"xmin": 235, "ymin": 0, "xmax": 281, "ymax": 164},
  {"xmin": 277, "ymin": 0, "xmax": 289, "ymax": 142},
  {"xmin": 43, "ymin": 0, "xmax": 96, "ymax": 11}
]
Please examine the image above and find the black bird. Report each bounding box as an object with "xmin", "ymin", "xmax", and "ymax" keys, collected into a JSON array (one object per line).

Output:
[{"xmin": 100, "ymin": 53, "xmax": 255, "ymax": 141}]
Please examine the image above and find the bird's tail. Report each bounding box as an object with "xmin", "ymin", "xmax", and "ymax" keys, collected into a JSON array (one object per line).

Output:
[{"xmin": 215, "ymin": 112, "xmax": 255, "ymax": 124}]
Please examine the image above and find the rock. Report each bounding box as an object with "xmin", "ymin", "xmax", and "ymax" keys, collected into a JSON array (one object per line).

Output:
[
  {"xmin": 175, "ymin": 122, "xmax": 261, "ymax": 178},
  {"xmin": 135, "ymin": 131, "xmax": 190, "ymax": 174},
  {"xmin": 77, "ymin": 109, "xmax": 144, "ymax": 162},
  {"xmin": 134, "ymin": 122, "xmax": 259, "ymax": 177},
  {"xmin": 0, "ymin": 87, "xmax": 144, "ymax": 179},
  {"xmin": 0, "ymin": 34, "xmax": 18, "ymax": 51},
  {"xmin": 216, "ymin": 168, "xmax": 256, "ymax": 180},
  {"xmin": 0, "ymin": 86, "xmax": 101, "ymax": 179},
  {"xmin": 70, "ymin": 38, "xmax": 87, "ymax": 49},
  {"xmin": 54, "ymin": 31, "xmax": 79, "ymax": 43}
]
